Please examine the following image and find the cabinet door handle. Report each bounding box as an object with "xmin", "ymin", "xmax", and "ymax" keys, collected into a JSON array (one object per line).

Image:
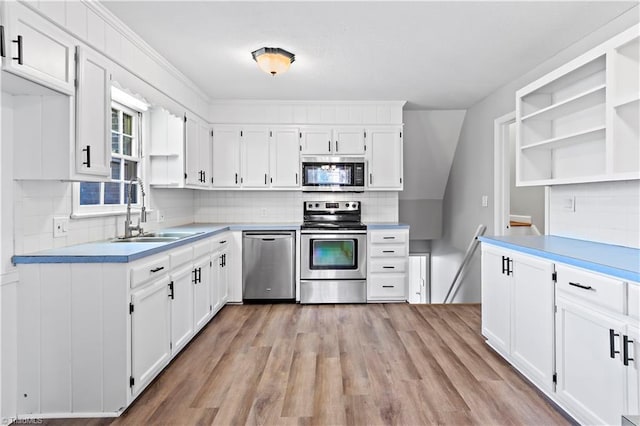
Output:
[
  {"xmin": 0, "ymin": 26, "xmax": 5, "ymax": 58},
  {"xmin": 382, "ymin": 285, "xmax": 395, "ymax": 288},
  {"xmin": 624, "ymin": 335, "xmax": 635, "ymax": 366},
  {"xmin": 568, "ymin": 281, "xmax": 593, "ymax": 291},
  {"xmin": 328, "ymin": 141, "xmax": 331, "ymax": 152},
  {"xmin": 265, "ymin": 173, "xmax": 267, "ymax": 185},
  {"xmin": 383, "ymin": 236, "xmax": 395, "ymax": 240},
  {"xmin": 219, "ymin": 240, "xmax": 227, "ymax": 244},
  {"xmin": 382, "ymin": 250, "xmax": 395, "ymax": 253},
  {"xmin": 12, "ymin": 34, "xmax": 22, "ymax": 65},
  {"xmin": 369, "ymin": 173, "xmax": 372, "ymax": 185},
  {"xmin": 383, "ymin": 266, "xmax": 395, "ymax": 269},
  {"xmin": 223, "ymin": 254, "xmax": 226, "ymax": 267},
  {"xmin": 507, "ymin": 258, "xmax": 513, "ymax": 276},
  {"xmin": 192, "ymin": 269, "xmax": 198, "ymax": 284},
  {"xmin": 235, "ymin": 173, "xmax": 238, "ymax": 184},
  {"xmin": 197, "ymin": 267, "xmax": 202, "ymax": 283},
  {"xmin": 335, "ymin": 141, "xmax": 339, "ymax": 152},
  {"xmin": 295, "ymin": 173, "xmax": 298, "ymax": 184},
  {"xmin": 202, "ymin": 171, "xmax": 206, "ymax": 183},
  {"xmin": 168, "ymin": 281, "xmax": 174, "ymax": 300},
  {"xmin": 610, "ymin": 329, "xmax": 620, "ymax": 359},
  {"xmin": 82, "ymin": 145, "xmax": 91, "ymax": 168},
  {"xmin": 501, "ymin": 256, "xmax": 507, "ymax": 275},
  {"xmin": 150, "ymin": 266, "xmax": 164, "ymax": 273}
]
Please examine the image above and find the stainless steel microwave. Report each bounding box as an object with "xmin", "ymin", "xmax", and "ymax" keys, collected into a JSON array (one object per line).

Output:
[{"xmin": 301, "ymin": 157, "xmax": 366, "ymax": 192}]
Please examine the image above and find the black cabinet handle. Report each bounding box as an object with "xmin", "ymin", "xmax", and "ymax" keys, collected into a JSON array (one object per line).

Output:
[
  {"xmin": 383, "ymin": 236, "xmax": 395, "ymax": 240},
  {"xmin": 197, "ymin": 267, "xmax": 202, "ymax": 283},
  {"xmin": 382, "ymin": 285, "xmax": 395, "ymax": 288},
  {"xmin": 328, "ymin": 141, "xmax": 331, "ymax": 152},
  {"xmin": 219, "ymin": 256, "xmax": 223, "ymax": 267},
  {"xmin": 507, "ymin": 258, "xmax": 513, "ymax": 276},
  {"xmin": 235, "ymin": 173, "xmax": 238, "ymax": 184},
  {"xmin": 223, "ymin": 254, "xmax": 226, "ymax": 267},
  {"xmin": 265, "ymin": 174, "xmax": 267, "ymax": 185},
  {"xmin": 192, "ymin": 269, "xmax": 198, "ymax": 284},
  {"xmin": 0, "ymin": 26, "xmax": 5, "ymax": 58},
  {"xmin": 150, "ymin": 266, "xmax": 164, "ymax": 273},
  {"xmin": 12, "ymin": 34, "xmax": 22, "ymax": 65},
  {"xmin": 82, "ymin": 145, "xmax": 91, "ymax": 168},
  {"xmin": 295, "ymin": 173, "xmax": 298, "ymax": 184},
  {"xmin": 202, "ymin": 171, "xmax": 206, "ymax": 183},
  {"xmin": 168, "ymin": 281, "xmax": 174, "ymax": 300},
  {"xmin": 369, "ymin": 173, "xmax": 372, "ymax": 185},
  {"xmin": 219, "ymin": 240, "xmax": 227, "ymax": 244},
  {"xmin": 501, "ymin": 256, "xmax": 507, "ymax": 274},
  {"xmin": 624, "ymin": 335, "xmax": 634, "ymax": 366},
  {"xmin": 382, "ymin": 250, "xmax": 395, "ymax": 253},
  {"xmin": 383, "ymin": 266, "xmax": 395, "ymax": 269},
  {"xmin": 262, "ymin": 238, "xmax": 275, "ymax": 241},
  {"xmin": 335, "ymin": 141, "xmax": 339, "ymax": 152},
  {"xmin": 568, "ymin": 281, "xmax": 593, "ymax": 291},
  {"xmin": 610, "ymin": 329, "xmax": 620, "ymax": 359}
]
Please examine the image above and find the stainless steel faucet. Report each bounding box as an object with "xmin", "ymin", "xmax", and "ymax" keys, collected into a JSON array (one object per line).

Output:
[{"xmin": 124, "ymin": 177, "xmax": 147, "ymax": 238}]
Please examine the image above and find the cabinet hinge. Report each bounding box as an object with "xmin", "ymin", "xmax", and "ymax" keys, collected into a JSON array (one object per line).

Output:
[
  {"xmin": 552, "ymin": 271, "xmax": 557, "ymax": 283},
  {"xmin": 552, "ymin": 373, "xmax": 557, "ymax": 384},
  {"xmin": 74, "ymin": 79, "xmax": 78, "ymax": 88},
  {"xmin": 400, "ymin": 177, "xmax": 402, "ymax": 184},
  {"xmin": 184, "ymin": 173, "xmax": 187, "ymax": 179},
  {"xmin": 554, "ymin": 305, "xmax": 557, "ymax": 313},
  {"xmin": 129, "ymin": 303, "xmax": 134, "ymax": 314},
  {"xmin": 299, "ymin": 145, "xmax": 302, "ymax": 151},
  {"xmin": 299, "ymin": 132, "xmax": 302, "ymax": 139},
  {"xmin": 210, "ymin": 304, "xmax": 212, "ymax": 312},
  {"xmin": 364, "ymin": 145, "xmax": 367, "ymax": 151},
  {"xmin": 170, "ymin": 342, "xmax": 173, "ymax": 349},
  {"xmin": 129, "ymin": 376, "xmax": 134, "ymax": 387},
  {"xmin": 210, "ymin": 260, "xmax": 212, "ymax": 267},
  {"xmin": 211, "ymin": 177, "xmax": 213, "ymax": 184}
]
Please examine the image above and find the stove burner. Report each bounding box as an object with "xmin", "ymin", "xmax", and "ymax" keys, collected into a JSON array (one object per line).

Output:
[{"xmin": 302, "ymin": 200, "xmax": 365, "ymax": 231}]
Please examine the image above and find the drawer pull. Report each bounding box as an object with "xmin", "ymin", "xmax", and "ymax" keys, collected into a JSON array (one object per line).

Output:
[
  {"xmin": 382, "ymin": 250, "xmax": 395, "ymax": 253},
  {"xmin": 383, "ymin": 266, "xmax": 395, "ymax": 269},
  {"xmin": 610, "ymin": 329, "xmax": 620, "ymax": 359},
  {"xmin": 382, "ymin": 285, "xmax": 395, "ymax": 288},
  {"xmin": 150, "ymin": 266, "xmax": 165, "ymax": 273},
  {"xmin": 624, "ymin": 335, "xmax": 635, "ymax": 366},
  {"xmin": 568, "ymin": 281, "xmax": 593, "ymax": 291},
  {"xmin": 168, "ymin": 281, "xmax": 174, "ymax": 300},
  {"xmin": 219, "ymin": 240, "xmax": 227, "ymax": 244},
  {"xmin": 383, "ymin": 236, "xmax": 395, "ymax": 240}
]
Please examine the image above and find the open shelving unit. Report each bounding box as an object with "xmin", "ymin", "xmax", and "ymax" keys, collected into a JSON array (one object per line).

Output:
[
  {"xmin": 516, "ymin": 24, "xmax": 639, "ymax": 186},
  {"xmin": 147, "ymin": 107, "xmax": 186, "ymax": 187}
]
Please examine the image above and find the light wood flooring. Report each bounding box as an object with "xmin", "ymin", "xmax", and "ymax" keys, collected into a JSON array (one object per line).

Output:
[{"xmin": 43, "ymin": 303, "xmax": 571, "ymax": 426}]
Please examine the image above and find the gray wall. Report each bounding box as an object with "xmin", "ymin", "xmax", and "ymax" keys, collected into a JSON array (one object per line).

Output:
[{"xmin": 432, "ymin": 8, "xmax": 639, "ymax": 302}]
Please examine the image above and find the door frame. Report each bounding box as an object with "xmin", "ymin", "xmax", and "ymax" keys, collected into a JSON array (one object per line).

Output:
[{"xmin": 493, "ymin": 111, "xmax": 550, "ymax": 236}]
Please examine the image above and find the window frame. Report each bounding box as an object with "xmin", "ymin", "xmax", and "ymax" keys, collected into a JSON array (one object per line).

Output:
[{"xmin": 72, "ymin": 100, "xmax": 145, "ymax": 218}]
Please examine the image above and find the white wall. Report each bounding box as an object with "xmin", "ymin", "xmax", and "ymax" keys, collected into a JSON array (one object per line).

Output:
[
  {"xmin": 195, "ymin": 191, "xmax": 398, "ymax": 224},
  {"xmin": 400, "ymin": 110, "xmax": 465, "ymax": 240},
  {"xmin": 434, "ymin": 8, "xmax": 639, "ymax": 303},
  {"xmin": 549, "ymin": 180, "xmax": 640, "ymax": 249}
]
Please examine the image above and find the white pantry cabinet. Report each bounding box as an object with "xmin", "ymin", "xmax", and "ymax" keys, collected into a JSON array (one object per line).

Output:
[
  {"xmin": 185, "ymin": 114, "xmax": 211, "ymax": 188},
  {"xmin": 2, "ymin": 2, "xmax": 75, "ymax": 95},
  {"xmin": 481, "ymin": 244, "xmax": 555, "ymax": 392},
  {"xmin": 515, "ymin": 24, "xmax": 639, "ymax": 185},
  {"xmin": 366, "ymin": 127, "xmax": 403, "ymax": 190}
]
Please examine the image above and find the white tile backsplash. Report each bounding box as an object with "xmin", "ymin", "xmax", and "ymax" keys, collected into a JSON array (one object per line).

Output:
[
  {"xmin": 549, "ymin": 180, "xmax": 640, "ymax": 248},
  {"xmin": 194, "ymin": 191, "xmax": 399, "ymax": 224}
]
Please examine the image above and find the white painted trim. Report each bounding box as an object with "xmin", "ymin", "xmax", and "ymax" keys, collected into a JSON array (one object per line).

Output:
[
  {"xmin": 210, "ymin": 100, "xmax": 407, "ymax": 107},
  {"xmin": 494, "ymin": 111, "xmax": 515, "ymax": 236},
  {"xmin": 82, "ymin": 1, "xmax": 211, "ymax": 104}
]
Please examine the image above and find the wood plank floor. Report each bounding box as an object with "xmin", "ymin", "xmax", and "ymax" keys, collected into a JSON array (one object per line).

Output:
[{"xmin": 43, "ymin": 304, "xmax": 571, "ymax": 426}]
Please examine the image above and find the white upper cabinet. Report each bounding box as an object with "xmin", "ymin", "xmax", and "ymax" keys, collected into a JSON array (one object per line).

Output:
[
  {"xmin": 334, "ymin": 127, "xmax": 366, "ymax": 155},
  {"xmin": 75, "ymin": 46, "xmax": 111, "ymax": 178},
  {"xmin": 300, "ymin": 127, "xmax": 333, "ymax": 155},
  {"xmin": 3, "ymin": 2, "xmax": 75, "ymax": 95},
  {"xmin": 185, "ymin": 114, "xmax": 211, "ymax": 188},
  {"xmin": 367, "ymin": 127, "xmax": 403, "ymax": 190},
  {"xmin": 516, "ymin": 24, "xmax": 639, "ymax": 186},
  {"xmin": 241, "ymin": 127, "xmax": 270, "ymax": 188},
  {"xmin": 212, "ymin": 126, "xmax": 242, "ymax": 188},
  {"xmin": 270, "ymin": 128, "xmax": 300, "ymax": 188}
]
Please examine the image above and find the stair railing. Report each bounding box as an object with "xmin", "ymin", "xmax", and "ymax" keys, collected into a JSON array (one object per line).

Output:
[{"xmin": 443, "ymin": 224, "xmax": 486, "ymax": 303}]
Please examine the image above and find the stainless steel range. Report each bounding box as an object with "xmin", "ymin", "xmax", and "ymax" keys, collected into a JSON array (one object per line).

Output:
[{"xmin": 300, "ymin": 201, "xmax": 367, "ymax": 304}]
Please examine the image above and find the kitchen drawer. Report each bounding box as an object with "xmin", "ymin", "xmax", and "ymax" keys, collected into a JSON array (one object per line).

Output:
[
  {"xmin": 370, "ymin": 230, "xmax": 407, "ymax": 244},
  {"xmin": 370, "ymin": 258, "xmax": 406, "ymax": 273},
  {"xmin": 213, "ymin": 233, "xmax": 230, "ymax": 249},
  {"xmin": 368, "ymin": 274, "xmax": 406, "ymax": 299},
  {"xmin": 130, "ymin": 254, "xmax": 170, "ymax": 289},
  {"xmin": 370, "ymin": 244, "xmax": 407, "ymax": 258},
  {"xmin": 556, "ymin": 264, "xmax": 626, "ymax": 314},
  {"xmin": 170, "ymin": 245, "xmax": 193, "ymax": 269},
  {"xmin": 193, "ymin": 238, "xmax": 213, "ymax": 259},
  {"xmin": 629, "ymin": 283, "xmax": 640, "ymax": 320}
]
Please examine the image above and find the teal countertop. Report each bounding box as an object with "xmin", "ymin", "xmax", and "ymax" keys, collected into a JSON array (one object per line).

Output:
[
  {"xmin": 12, "ymin": 223, "xmax": 301, "ymax": 264},
  {"xmin": 479, "ymin": 235, "xmax": 640, "ymax": 283}
]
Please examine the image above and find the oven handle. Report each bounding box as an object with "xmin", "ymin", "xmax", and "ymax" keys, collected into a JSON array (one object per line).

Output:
[{"xmin": 300, "ymin": 230, "xmax": 367, "ymax": 235}]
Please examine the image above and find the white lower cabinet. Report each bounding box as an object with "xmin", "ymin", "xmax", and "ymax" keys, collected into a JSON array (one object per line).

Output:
[
  {"xmin": 193, "ymin": 253, "xmax": 213, "ymax": 331},
  {"xmin": 367, "ymin": 229, "xmax": 409, "ymax": 302},
  {"xmin": 169, "ymin": 263, "xmax": 195, "ymax": 353},
  {"xmin": 130, "ymin": 275, "xmax": 171, "ymax": 397},
  {"xmin": 481, "ymin": 244, "xmax": 555, "ymax": 391}
]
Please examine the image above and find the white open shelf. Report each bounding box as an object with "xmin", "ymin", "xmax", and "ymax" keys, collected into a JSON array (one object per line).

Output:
[
  {"xmin": 613, "ymin": 93, "xmax": 640, "ymax": 108},
  {"xmin": 520, "ymin": 126, "xmax": 605, "ymax": 151},
  {"xmin": 521, "ymin": 85, "xmax": 605, "ymax": 122}
]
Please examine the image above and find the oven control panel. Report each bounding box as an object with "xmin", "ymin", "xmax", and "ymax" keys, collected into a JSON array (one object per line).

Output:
[{"xmin": 305, "ymin": 201, "xmax": 360, "ymax": 212}]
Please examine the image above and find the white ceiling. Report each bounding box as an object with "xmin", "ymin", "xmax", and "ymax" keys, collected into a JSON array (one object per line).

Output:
[{"xmin": 103, "ymin": 1, "xmax": 636, "ymax": 110}]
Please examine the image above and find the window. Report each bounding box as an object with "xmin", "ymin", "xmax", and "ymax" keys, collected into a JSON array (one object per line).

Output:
[{"xmin": 74, "ymin": 101, "xmax": 142, "ymax": 216}]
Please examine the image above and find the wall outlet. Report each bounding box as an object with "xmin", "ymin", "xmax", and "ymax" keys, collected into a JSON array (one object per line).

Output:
[
  {"xmin": 481, "ymin": 195, "xmax": 488, "ymax": 208},
  {"xmin": 563, "ymin": 196, "xmax": 576, "ymax": 212},
  {"xmin": 53, "ymin": 217, "xmax": 69, "ymax": 237},
  {"xmin": 156, "ymin": 210, "xmax": 165, "ymax": 222}
]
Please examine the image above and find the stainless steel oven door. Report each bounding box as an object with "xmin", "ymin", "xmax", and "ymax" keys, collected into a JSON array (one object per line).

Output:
[{"xmin": 300, "ymin": 232, "xmax": 367, "ymax": 280}]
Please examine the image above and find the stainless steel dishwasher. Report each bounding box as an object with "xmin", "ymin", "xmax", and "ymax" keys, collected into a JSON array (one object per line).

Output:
[{"xmin": 242, "ymin": 231, "xmax": 295, "ymax": 301}]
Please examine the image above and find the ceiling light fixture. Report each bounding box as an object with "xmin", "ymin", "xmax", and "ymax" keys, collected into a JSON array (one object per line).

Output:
[{"xmin": 251, "ymin": 47, "xmax": 295, "ymax": 76}]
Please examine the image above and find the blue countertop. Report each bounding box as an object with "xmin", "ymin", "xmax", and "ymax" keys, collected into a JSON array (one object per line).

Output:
[
  {"xmin": 479, "ymin": 235, "xmax": 640, "ymax": 283},
  {"xmin": 366, "ymin": 223, "xmax": 410, "ymax": 230},
  {"xmin": 13, "ymin": 223, "xmax": 301, "ymax": 264}
]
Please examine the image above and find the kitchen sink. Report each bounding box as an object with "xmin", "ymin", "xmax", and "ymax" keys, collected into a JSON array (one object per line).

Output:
[{"xmin": 110, "ymin": 231, "xmax": 203, "ymax": 243}]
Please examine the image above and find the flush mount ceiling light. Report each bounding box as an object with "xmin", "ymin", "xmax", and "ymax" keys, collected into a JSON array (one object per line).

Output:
[{"xmin": 251, "ymin": 47, "xmax": 295, "ymax": 76}]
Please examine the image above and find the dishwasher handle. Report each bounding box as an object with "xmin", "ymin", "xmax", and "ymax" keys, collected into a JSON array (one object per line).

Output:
[{"xmin": 243, "ymin": 232, "xmax": 294, "ymax": 240}]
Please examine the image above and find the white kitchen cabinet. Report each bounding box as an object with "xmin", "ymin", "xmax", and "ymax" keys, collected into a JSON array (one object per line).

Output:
[
  {"xmin": 481, "ymin": 244, "xmax": 555, "ymax": 392},
  {"xmin": 130, "ymin": 275, "xmax": 171, "ymax": 397},
  {"xmin": 367, "ymin": 229, "xmax": 409, "ymax": 302},
  {"xmin": 300, "ymin": 127, "xmax": 333, "ymax": 155},
  {"xmin": 185, "ymin": 114, "xmax": 211, "ymax": 188},
  {"xmin": 193, "ymin": 253, "xmax": 213, "ymax": 331},
  {"xmin": 626, "ymin": 323, "xmax": 639, "ymax": 416},
  {"xmin": 216, "ymin": 249, "xmax": 230, "ymax": 305},
  {"xmin": 148, "ymin": 107, "xmax": 185, "ymax": 187},
  {"xmin": 242, "ymin": 127, "xmax": 270, "ymax": 188},
  {"xmin": 270, "ymin": 127, "xmax": 300, "ymax": 188},
  {"xmin": 334, "ymin": 127, "xmax": 366, "ymax": 155},
  {"xmin": 366, "ymin": 127, "xmax": 403, "ymax": 190},
  {"xmin": 212, "ymin": 126, "xmax": 241, "ymax": 188},
  {"xmin": 3, "ymin": 2, "xmax": 75, "ymax": 95},
  {"xmin": 515, "ymin": 24, "xmax": 639, "ymax": 185},
  {"xmin": 75, "ymin": 46, "xmax": 111, "ymax": 178},
  {"xmin": 408, "ymin": 254, "xmax": 430, "ymax": 304},
  {"xmin": 169, "ymin": 263, "xmax": 195, "ymax": 354}
]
